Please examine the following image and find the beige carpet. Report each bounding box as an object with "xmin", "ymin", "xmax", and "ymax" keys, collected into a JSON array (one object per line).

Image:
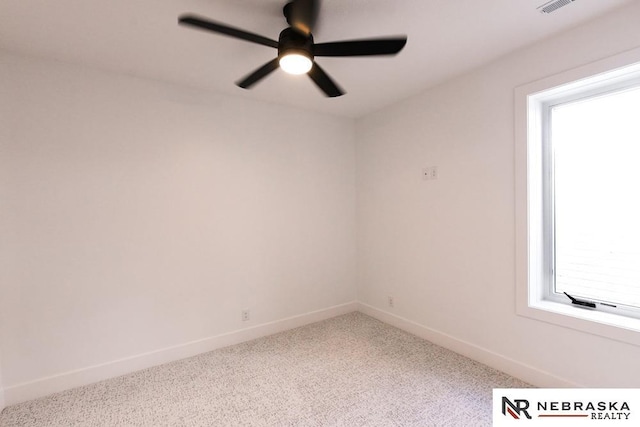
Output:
[{"xmin": 0, "ymin": 312, "xmax": 528, "ymax": 426}]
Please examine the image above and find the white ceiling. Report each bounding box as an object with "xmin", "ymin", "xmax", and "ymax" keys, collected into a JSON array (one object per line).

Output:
[{"xmin": 0, "ymin": 0, "xmax": 634, "ymax": 118}]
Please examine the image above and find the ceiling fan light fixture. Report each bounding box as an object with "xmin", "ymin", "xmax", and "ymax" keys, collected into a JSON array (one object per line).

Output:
[
  {"xmin": 178, "ymin": 0, "xmax": 406, "ymax": 97},
  {"xmin": 279, "ymin": 52, "xmax": 313, "ymax": 74}
]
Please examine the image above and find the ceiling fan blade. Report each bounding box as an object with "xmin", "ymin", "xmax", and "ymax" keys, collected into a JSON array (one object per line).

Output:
[
  {"xmin": 286, "ymin": 0, "xmax": 320, "ymax": 35},
  {"xmin": 307, "ymin": 62, "xmax": 344, "ymax": 97},
  {"xmin": 314, "ymin": 37, "xmax": 407, "ymax": 57},
  {"xmin": 236, "ymin": 58, "xmax": 280, "ymax": 89},
  {"xmin": 178, "ymin": 14, "xmax": 279, "ymax": 49}
]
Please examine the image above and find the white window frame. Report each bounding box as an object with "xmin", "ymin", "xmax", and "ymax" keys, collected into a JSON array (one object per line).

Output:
[{"xmin": 515, "ymin": 47, "xmax": 640, "ymax": 347}]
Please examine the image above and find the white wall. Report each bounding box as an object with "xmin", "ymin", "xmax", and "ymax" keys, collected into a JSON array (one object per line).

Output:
[
  {"xmin": 0, "ymin": 53, "xmax": 356, "ymax": 403},
  {"xmin": 356, "ymin": 1, "xmax": 640, "ymax": 388}
]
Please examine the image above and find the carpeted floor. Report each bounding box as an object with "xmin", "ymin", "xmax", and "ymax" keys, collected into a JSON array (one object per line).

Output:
[{"xmin": 0, "ymin": 312, "xmax": 529, "ymax": 426}]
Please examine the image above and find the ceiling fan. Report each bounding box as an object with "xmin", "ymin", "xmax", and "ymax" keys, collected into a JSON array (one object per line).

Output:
[{"xmin": 178, "ymin": 0, "xmax": 407, "ymax": 97}]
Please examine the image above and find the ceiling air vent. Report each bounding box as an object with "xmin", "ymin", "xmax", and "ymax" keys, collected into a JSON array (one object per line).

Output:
[{"xmin": 537, "ymin": 0, "xmax": 575, "ymax": 14}]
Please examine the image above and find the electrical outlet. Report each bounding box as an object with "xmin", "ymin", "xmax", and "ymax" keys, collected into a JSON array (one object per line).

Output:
[
  {"xmin": 242, "ymin": 309, "xmax": 250, "ymax": 322},
  {"xmin": 429, "ymin": 166, "xmax": 438, "ymax": 180},
  {"xmin": 422, "ymin": 166, "xmax": 438, "ymax": 181},
  {"xmin": 388, "ymin": 296, "xmax": 394, "ymax": 308}
]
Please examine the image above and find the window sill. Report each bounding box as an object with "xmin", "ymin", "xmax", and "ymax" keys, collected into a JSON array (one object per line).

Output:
[{"xmin": 516, "ymin": 298, "xmax": 640, "ymax": 347}]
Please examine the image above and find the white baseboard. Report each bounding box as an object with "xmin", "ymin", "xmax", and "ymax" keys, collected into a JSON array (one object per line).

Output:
[
  {"xmin": 0, "ymin": 365, "xmax": 5, "ymax": 413},
  {"xmin": 357, "ymin": 302, "xmax": 580, "ymax": 388},
  {"xmin": 4, "ymin": 301, "xmax": 358, "ymax": 406},
  {"xmin": 3, "ymin": 300, "xmax": 577, "ymax": 407}
]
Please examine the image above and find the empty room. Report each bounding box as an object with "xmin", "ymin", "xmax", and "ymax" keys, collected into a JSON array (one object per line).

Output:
[{"xmin": 1, "ymin": 0, "xmax": 640, "ymax": 425}]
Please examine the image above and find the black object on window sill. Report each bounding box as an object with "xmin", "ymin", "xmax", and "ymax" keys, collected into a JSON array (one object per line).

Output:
[{"xmin": 563, "ymin": 292, "xmax": 596, "ymax": 309}]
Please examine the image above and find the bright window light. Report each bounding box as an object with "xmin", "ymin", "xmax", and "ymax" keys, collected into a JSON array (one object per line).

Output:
[
  {"xmin": 515, "ymin": 49, "xmax": 640, "ymax": 345},
  {"xmin": 279, "ymin": 53, "xmax": 312, "ymax": 75},
  {"xmin": 552, "ymin": 86, "xmax": 640, "ymax": 309}
]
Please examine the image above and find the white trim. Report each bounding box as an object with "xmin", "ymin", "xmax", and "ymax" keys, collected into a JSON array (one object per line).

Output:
[
  {"xmin": 3, "ymin": 302, "xmax": 358, "ymax": 406},
  {"xmin": 515, "ymin": 46, "xmax": 640, "ymax": 347},
  {"xmin": 357, "ymin": 302, "xmax": 579, "ymax": 388},
  {"xmin": 0, "ymin": 359, "xmax": 5, "ymax": 413}
]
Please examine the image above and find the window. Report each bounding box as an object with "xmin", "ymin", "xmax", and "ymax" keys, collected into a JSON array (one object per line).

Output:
[
  {"xmin": 550, "ymin": 86, "xmax": 640, "ymax": 316},
  {"xmin": 515, "ymin": 48, "xmax": 640, "ymax": 346}
]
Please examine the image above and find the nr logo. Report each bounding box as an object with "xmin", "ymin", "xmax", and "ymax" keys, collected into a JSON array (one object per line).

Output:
[{"xmin": 502, "ymin": 397, "xmax": 532, "ymax": 420}]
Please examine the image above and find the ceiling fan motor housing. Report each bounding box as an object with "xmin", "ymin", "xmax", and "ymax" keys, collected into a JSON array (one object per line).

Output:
[{"xmin": 278, "ymin": 27, "xmax": 314, "ymax": 62}]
